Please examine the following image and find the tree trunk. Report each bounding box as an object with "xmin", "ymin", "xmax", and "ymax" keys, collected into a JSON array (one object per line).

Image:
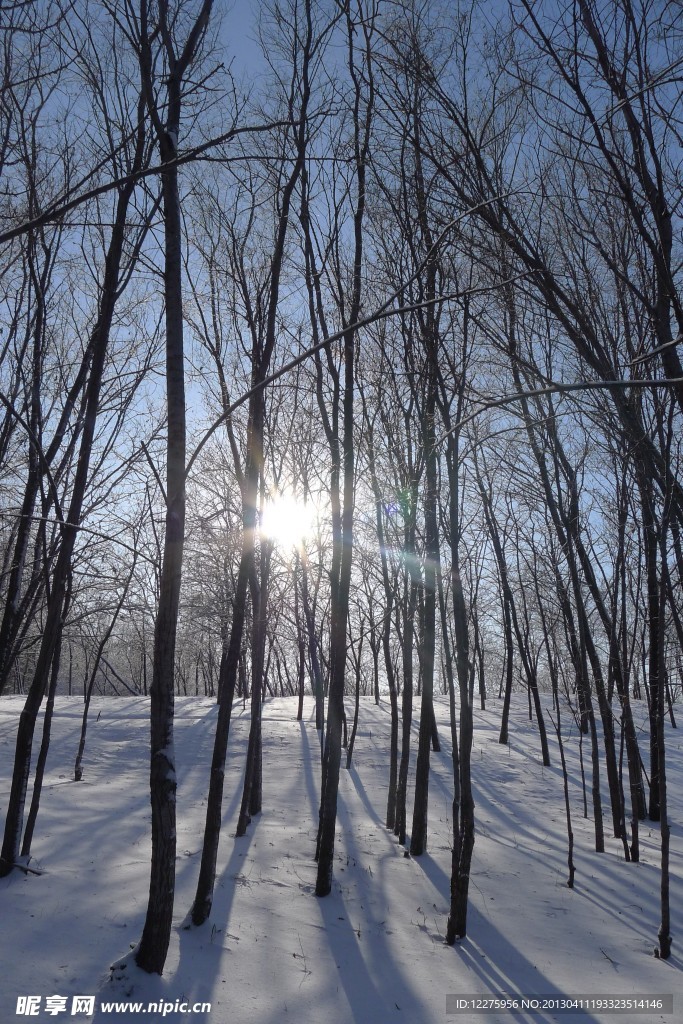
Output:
[
  {"xmin": 21, "ymin": 585, "xmax": 71, "ymax": 859},
  {"xmin": 395, "ymin": 575, "xmax": 417, "ymax": 845},
  {"xmin": 314, "ymin": 4, "xmax": 372, "ymax": 895},
  {"xmin": 135, "ymin": 106, "xmax": 186, "ymax": 977}
]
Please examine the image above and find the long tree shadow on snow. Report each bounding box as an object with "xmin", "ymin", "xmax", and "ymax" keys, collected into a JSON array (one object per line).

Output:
[
  {"xmin": 164, "ymin": 706, "xmax": 321, "ymax": 1020},
  {"xmin": 173, "ymin": 814, "xmax": 256, "ymax": 1020},
  {"xmin": 309, "ymin": 778, "xmax": 429, "ymax": 1023},
  {"xmin": 299, "ymin": 719, "xmax": 323, "ymax": 826},
  {"xmin": 92, "ymin": 742, "xmax": 248, "ymax": 1024},
  {"xmin": 413, "ymin": 852, "xmax": 604, "ymax": 1024}
]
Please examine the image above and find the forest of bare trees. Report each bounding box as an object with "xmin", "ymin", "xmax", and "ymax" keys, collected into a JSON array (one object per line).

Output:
[{"xmin": 0, "ymin": 0, "xmax": 681, "ymax": 974}]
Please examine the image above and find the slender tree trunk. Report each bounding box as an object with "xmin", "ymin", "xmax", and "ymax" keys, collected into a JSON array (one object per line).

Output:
[
  {"xmin": 547, "ymin": 709, "xmax": 575, "ymax": 887},
  {"xmin": 135, "ymin": 109, "xmax": 186, "ymax": 978},
  {"xmin": 346, "ymin": 657, "xmax": 361, "ymax": 770},
  {"xmin": 135, "ymin": 0, "xmax": 216, "ymax": 969},
  {"xmin": 21, "ymin": 581, "xmax": 71, "ymax": 859},
  {"xmin": 295, "ymin": 557, "xmax": 306, "ymax": 721},
  {"xmin": 190, "ymin": 559, "xmax": 248, "ymax": 926},
  {"xmin": 656, "ymin": 549, "xmax": 671, "ymax": 959},
  {"xmin": 362, "ymin": 400, "xmax": 399, "ymax": 829},
  {"xmin": 315, "ymin": 319, "xmax": 357, "ymax": 893},
  {"xmin": 236, "ymin": 539, "xmax": 269, "ymax": 835},
  {"xmin": 302, "ymin": 565, "xmax": 324, "ymax": 733},
  {"xmin": 395, "ymin": 576, "xmax": 417, "ymax": 845},
  {"xmin": 410, "ymin": 385, "xmax": 438, "ymax": 856},
  {"xmin": 498, "ymin": 595, "xmax": 514, "ymax": 745},
  {"xmin": 407, "ymin": 74, "xmax": 439, "ymax": 857},
  {"xmin": 315, "ymin": 5, "xmax": 373, "ymax": 894},
  {"xmin": 639, "ymin": 470, "xmax": 663, "ymax": 822},
  {"xmin": 446, "ymin": 552, "xmax": 474, "ymax": 941}
]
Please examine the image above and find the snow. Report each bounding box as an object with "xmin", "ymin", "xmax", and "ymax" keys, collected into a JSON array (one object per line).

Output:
[{"xmin": 0, "ymin": 693, "xmax": 681, "ymax": 1023}]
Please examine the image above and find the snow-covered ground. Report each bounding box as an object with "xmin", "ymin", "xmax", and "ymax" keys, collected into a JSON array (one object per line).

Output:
[{"xmin": 0, "ymin": 693, "xmax": 681, "ymax": 1023}]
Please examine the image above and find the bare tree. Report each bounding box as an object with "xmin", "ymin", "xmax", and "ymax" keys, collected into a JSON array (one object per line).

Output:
[
  {"xmin": 127, "ymin": 0, "xmax": 214, "ymax": 975},
  {"xmin": 0, "ymin": 0, "xmax": 155, "ymax": 877},
  {"xmin": 312, "ymin": 0, "xmax": 376, "ymax": 898}
]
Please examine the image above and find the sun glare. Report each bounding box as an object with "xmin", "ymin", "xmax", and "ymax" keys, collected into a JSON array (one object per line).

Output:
[{"xmin": 260, "ymin": 493, "xmax": 315, "ymax": 550}]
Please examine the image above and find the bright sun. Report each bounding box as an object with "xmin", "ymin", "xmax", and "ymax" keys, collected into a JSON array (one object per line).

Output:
[{"xmin": 260, "ymin": 493, "xmax": 315, "ymax": 550}]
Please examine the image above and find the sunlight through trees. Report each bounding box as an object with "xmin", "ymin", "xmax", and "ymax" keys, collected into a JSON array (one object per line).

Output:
[{"xmin": 0, "ymin": 0, "xmax": 680, "ymax": 980}]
